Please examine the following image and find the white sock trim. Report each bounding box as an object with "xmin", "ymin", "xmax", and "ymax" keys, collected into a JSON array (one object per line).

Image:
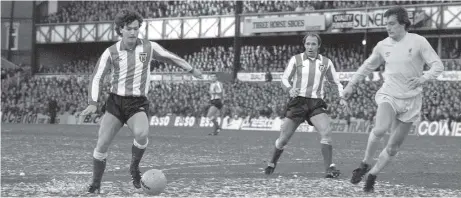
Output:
[
  {"xmin": 133, "ymin": 138, "xmax": 148, "ymax": 149},
  {"xmin": 275, "ymin": 138, "xmax": 285, "ymax": 150},
  {"xmin": 93, "ymin": 150, "xmax": 108, "ymax": 161},
  {"xmin": 320, "ymin": 138, "xmax": 332, "ymax": 145}
]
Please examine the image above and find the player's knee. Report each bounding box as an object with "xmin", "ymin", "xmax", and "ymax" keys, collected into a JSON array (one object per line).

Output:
[
  {"xmin": 317, "ymin": 124, "xmax": 331, "ymax": 135},
  {"xmin": 372, "ymin": 126, "xmax": 388, "ymax": 138},
  {"xmin": 317, "ymin": 124, "xmax": 332, "ymax": 143},
  {"xmin": 372, "ymin": 121, "xmax": 393, "ymax": 137},
  {"xmin": 319, "ymin": 126, "xmax": 332, "ymax": 145},
  {"xmin": 313, "ymin": 117, "xmax": 331, "ymax": 133},
  {"xmin": 208, "ymin": 107, "xmax": 217, "ymax": 115},
  {"xmin": 134, "ymin": 126, "xmax": 148, "ymax": 137},
  {"xmin": 207, "ymin": 112, "xmax": 216, "ymax": 119},
  {"xmin": 275, "ymin": 138, "xmax": 287, "ymax": 150},
  {"xmin": 93, "ymin": 149, "xmax": 108, "ymax": 161},
  {"xmin": 208, "ymin": 115, "xmax": 216, "ymax": 120},
  {"xmin": 368, "ymin": 131, "xmax": 382, "ymax": 143},
  {"xmin": 132, "ymin": 125, "xmax": 149, "ymax": 137},
  {"xmin": 386, "ymin": 145, "xmax": 399, "ymax": 156},
  {"xmin": 320, "ymin": 133, "xmax": 332, "ymax": 145}
]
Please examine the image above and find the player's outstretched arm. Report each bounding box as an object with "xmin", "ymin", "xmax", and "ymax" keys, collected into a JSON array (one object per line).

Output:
[
  {"xmin": 343, "ymin": 44, "xmax": 384, "ymax": 99},
  {"xmin": 281, "ymin": 56, "xmax": 299, "ymax": 97},
  {"xmin": 83, "ymin": 49, "xmax": 111, "ymax": 115},
  {"xmin": 151, "ymin": 41, "xmax": 203, "ymax": 79}
]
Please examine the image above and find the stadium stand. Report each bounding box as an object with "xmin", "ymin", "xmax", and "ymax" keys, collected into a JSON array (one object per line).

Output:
[
  {"xmin": 1, "ymin": 67, "xmax": 23, "ymax": 80},
  {"xmin": 2, "ymin": 75, "xmax": 460, "ymax": 123},
  {"xmin": 37, "ymin": 41, "xmax": 460, "ymax": 74},
  {"xmin": 37, "ymin": 56, "xmax": 97, "ymax": 74},
  {"xmin": 5, "ymin": 0, "xmax": 460, "ymax": 125},
  {"xmin": 39, "ymin": 1, "xmax": 453, "ymax": 23}
]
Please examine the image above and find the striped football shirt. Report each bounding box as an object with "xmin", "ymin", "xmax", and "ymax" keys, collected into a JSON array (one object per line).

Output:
[
  {"xmin": 282, "ymin": 52, "xmax": 343, "ymax": 99},
  {"xmin": 89, "ymin": 38, "xmax": 188, "ymax": 105},
  {"xmin": 210, "ymin": 81, "xmax": 224, "ymax": 100}
]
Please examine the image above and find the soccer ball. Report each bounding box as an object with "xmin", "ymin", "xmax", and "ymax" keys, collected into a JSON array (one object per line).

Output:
[{"xmin": 140, "ymin": 169, "xmax": 167, "ymax": 195}]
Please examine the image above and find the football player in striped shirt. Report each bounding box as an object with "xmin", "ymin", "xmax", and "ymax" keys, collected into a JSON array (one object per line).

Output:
[
  {"xmin": 344, "ymin": 6, "xmax": 443, "ymax": 192},
  {"xmin": 207, "ymin": 74, "xmax": 224, "ymax": 136},
  {"xmin": 80, "ymin": 9, "xmax": 203, "ymax": 193},
  {"xmin": 264, "ymin": 33, "xmax": 349, "ymax": 178}
]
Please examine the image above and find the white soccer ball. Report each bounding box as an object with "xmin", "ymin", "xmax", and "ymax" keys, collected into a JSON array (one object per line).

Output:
[{"xmin": 140, "ymin": 169, "xmax": 167, "ymax": 195}]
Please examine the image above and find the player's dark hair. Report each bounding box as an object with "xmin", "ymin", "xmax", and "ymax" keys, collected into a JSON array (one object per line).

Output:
[
  {"xmin": 303, "ymin": 33, "xmax": 322, "ymax": 47},
  {"xmin": 114, "ymin": 9, "xmax": 143, "ymax": 36},
  {"xmin": 384, "ymin": 6, "xmax": 411, "ymax": 30}
]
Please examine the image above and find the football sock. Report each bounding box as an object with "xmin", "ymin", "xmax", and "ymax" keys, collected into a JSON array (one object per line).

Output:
[
  {"xmin": 131, "ymin": 139, "xmax": 148, "ymax": 170},
  {"xmin": 211, "ymin": 118, "xmax": 219, "ymax": 130},
  {"xmin": 368, "ymin": 148, "xmax": 394, "ymax": 175},
  {"xmin": 92, "ymin": 157, "xmax": 106, "ymax": 185},
  {"xmin": 270, "ymin": 147, "xmax": 284, "ymax": 165},
  {"xmin": 321, "ymin": 143, "xmax": 333, "ymax": 171},
  {"xmin": 363, "ymin": 132, "xmax": 382, "ymax": 165}
]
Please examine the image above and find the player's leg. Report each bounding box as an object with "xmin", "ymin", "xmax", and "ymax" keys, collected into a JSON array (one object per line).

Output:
[
  {"xmin": 363, "ymin": 95, "xmax": 421, "ymax": 192},
  {"xmin": 214, "ymin": 106, "xmax": 222, "ymax": 134},
  {"xmin": 265, "ymin": 117, "xmax": 302, "ymax": 175},
  {"xmin": 363, "ymin": 119, "xmax": 412, "ymax": 192},
  {"xmin": 310, "ymin": 112, "xmax": 340, "ymax": 178},
  {"xmin": 207, "ymin": 104, "xmax": 220, "ymax": 135},
  {"xmin": 126, "ymin": 111, "xmax": 150, "ymax": 189},
  {"xmin": 351, "ymin": 101, "xmax": 396, "ymax": 184},
  {"xmin": 265, "ymin": 97, "xmax": 304, "ymax": 175},
  {"xmin": 89, "ymin": 112, "xmax": 124, "ymax": 193},
  {"xmin": 363, "ymin": 102, "xmax": 399, "ymax": 164}
]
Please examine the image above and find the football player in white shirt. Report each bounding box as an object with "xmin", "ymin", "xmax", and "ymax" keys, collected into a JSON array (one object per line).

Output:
[
  {"xmin": 207, "ymin": 74, "xmax": 224, "ymax": 135},
  {"xmin": 344, "ymin": 6, "xmax": 443, "ymax": 192}
]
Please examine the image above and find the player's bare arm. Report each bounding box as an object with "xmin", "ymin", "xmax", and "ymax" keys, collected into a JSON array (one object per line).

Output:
[
  {"xmin": 343, "ymin": 43, "xmax": 385, "ymax": 99},
  {"xmin": 408, "ymin": 37, "xmax": 444, "ymax": 89},
  {"xmin": 151, "ymin": 42, "xmax": 203, "ymax": 79},
  {"xmin": 281, "ymin": 56, "xmax": 299, "ymax": 97}
]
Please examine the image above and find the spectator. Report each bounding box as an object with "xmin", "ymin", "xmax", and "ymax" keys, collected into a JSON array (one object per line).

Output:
[
  {"xmin": 265, "ymin": 69, "xmax": 272, "ymax": 82},
  {"xmin": 48, "ymin": 96, "xmax": 58, "ymax": 124}
]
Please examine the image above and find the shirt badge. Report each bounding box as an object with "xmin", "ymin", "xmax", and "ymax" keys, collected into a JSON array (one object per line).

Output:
[{"xmin": 139, "ymin": 52, "xmax": 148, "ymax": 63}]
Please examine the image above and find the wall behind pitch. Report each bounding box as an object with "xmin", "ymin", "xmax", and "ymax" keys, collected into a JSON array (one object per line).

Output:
[{"xmin": 1, "ymin": 1, "xmax": 34, "ymax": 66}]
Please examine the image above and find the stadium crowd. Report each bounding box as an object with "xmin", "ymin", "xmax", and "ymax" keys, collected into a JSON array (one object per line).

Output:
[
  {"xmin": 1, "ymin": 67, "xmax": 24, "ymax": 80},
  {"xmin": 2, "ymin": 74, "xmax": 460, "ymax": 123},
  {"xmin": 8, "ymin": 0, "xmax": 461, "ymax": 124},
  {"xmin": 38, "ymin": 56, "xmax": 97, "ymax": 74},
  {"xmin": 38, "ymin": 42, "xmax": 460, "ymax": 74},
  {"xmin": 39, "ymin": 0, "xmax": 453, "ymax": 23}
]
